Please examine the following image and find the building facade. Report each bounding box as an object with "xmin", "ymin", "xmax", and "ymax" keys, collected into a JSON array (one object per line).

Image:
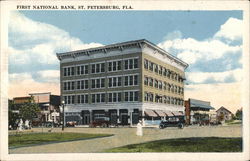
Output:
[
  {"xmin": 216, "ymin": 106, "xmax": 233, "ymax": 121},
  {"xmin": 29, "ymin": 92, "xmax": 61, "ymax": 123},
  {"xmin": 57, "ymin": 39, "xmax": 188, "ymax": 126},
  {"xmin": 12, "ymin": 93, "xmax": 61, "ymax": 123},
  {"xmin": 184, "ymin": 98, "xmax": 215, "ymax": 125}
]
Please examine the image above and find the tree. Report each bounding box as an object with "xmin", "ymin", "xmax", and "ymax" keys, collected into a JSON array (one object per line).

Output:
[
  {"xmin": 235, "ymin": 109, "xmax": 242, "ymax": 120},
  {"xmin": 8, "ymin": 99, "xmax": 19, "ymax": 129},
  {"xmin": 19, "ymin": 97, "xmax": 40, "ymax": 122}
]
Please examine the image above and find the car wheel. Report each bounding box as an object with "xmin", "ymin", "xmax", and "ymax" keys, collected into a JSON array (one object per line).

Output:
[{"xmin": 159, "ymin": 125, "xmax": 164, "ymax": 129}]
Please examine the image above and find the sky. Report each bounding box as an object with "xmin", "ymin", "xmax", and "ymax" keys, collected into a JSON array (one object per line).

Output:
[{"xmin": 8, "ymin": 10, "xmax": 243, "ymax": 113}]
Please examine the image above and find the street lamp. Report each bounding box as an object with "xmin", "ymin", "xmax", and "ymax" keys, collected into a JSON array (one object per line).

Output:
[{"xmin": 61, "ymin": 100, "xmax": 65, "ymax": 131}]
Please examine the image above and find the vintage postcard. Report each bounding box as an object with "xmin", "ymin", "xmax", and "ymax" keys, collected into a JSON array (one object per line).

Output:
[{"xmin": 0, "ymin": 0, "xmax": 249, "ymax": 161}]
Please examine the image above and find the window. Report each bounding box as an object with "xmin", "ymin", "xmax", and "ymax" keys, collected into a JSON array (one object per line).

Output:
[
  {"xmin": 71, "ymin": 67, "xmax": 75, "ymax": 76},
  {"xmin": 91, "ymin": 93, "xmax": 105, "ymax": 103},
  {"xmin": 144, "ymin": 59, "xmax": 148, "ymax": 69},
  {"xmin": 91, "ymin": 78, "xmax": 105, "ymax": 89},
  {"xmin": 91, "ymin": 63, "xmax": 105, "ymax": 73},
  {"xmin": 134, "ymin": 59, "xmax": 138, "ymax": 68},
  {"xmin": 159, "ymin": 66, "xmax": 163, "ymax": 75},
  {"xmin": 149, "ymin": 61, "xmax": 153, "ymax": 71},
  {"xmin": 108, "ymin": 62, "xmax": 112, "ymax": 71},
  {"xmin": 154, "ymin": 64, "xmax": 158, "ymax": 73},
  {"xmin": 124, "ymin": 91, "xmax": 139, "ymax": 102},
  {"xmin": 64, "ymin": 95, "xmax": 75, "ymax": 104},
  {"xmin": 125, "ymin": 76, "xmax": 128, "ymax": 86},
  {"xmin": 76, "ymin": 65, "xmax": 88, "ymax": 75},
  {"xmin": 124, "ymin": 58, "xmax": 138, "ymax": 70},
  {"xmin": 154, "ymin": 79, "xmax": 158, "ymax": 88},
  {"xmin": 101, "ymin": 63, "xmax": 105, "ymax": 72},
  {"xmin": 149, "ymin": 93, "xmax": 154, "ymax": 102},
  {"xmin": 77, "ymin": 81, "xmax": 81, "ymax": 89},
  {"xmin": 144, "ymin": 76, "xmax": 148, "ymax": 86},
  {"xmin": 124, "ymin": 75, "xmax": 138, "ymax": 86},
  {"xmin": 63, "ymin": 68, "xmax": 67, "ymax": 76},
  {"xmin": 96, "ymin": 64, "xmax": 100, "ymax": 73},
  {"xmin": 108, "ymin": 60, "xmax": 122, "ymax": 72},
  {"xmin": 76, "ymin": 94, "xmax": 88, "ymax": 104},
  {"xmin": 129, "ymin": 76, "xmax": 133, "ymax": 85},
  {"xmin": 63, "ymin": 67, "xmax": 76, "ymax": 77},
  {"xmin": 149, "ymin": 78, "xmax": 153, "ymax": 87},
  {"xmin": 129, "ymin": 59, "xmax": 133, "ymax": 69},
  {"xmin": 108, "ymin": 92, "xmax": 122, "ymax": 102},
  {"xmin": 159, "ymin": 81, "xmax": 162, "ymax": 90},
  {"xmin": 108, "ymin": 76, "xmax": 122, "ymax": 88},
  {"xmin": 92, "ymin": 64, "xmax": 95, "ymax": 73},
  {"xmin": 163, "ymin": 82, "xmax": 167, "ymax": 90},
  {"xmin": 125, "ymin": 60, "xmax": 129, "ymax": 70},
  {"xmin": 63, "ymin": 81, "xmax": 78, "ymax": 91},
  {"xmin": 163, "ymin": 68, "xmax": 167, "ymax": 76},
  {"xmin": 117, "ymin": 61, "xmax": 122, "ymax": 70},
  {"xmin": 113, "ymin": 62, "xmax": 117, "ymax": 71}
]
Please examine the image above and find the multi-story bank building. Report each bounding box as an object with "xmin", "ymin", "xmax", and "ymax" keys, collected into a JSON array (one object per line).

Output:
[{"xmin": 57, "ymin": 39, "xmax": 188, "ymax": 126}]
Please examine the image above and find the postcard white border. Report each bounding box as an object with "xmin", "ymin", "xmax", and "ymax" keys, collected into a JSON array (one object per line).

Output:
[{"xmin": 1, "ymin": 0, "xmax": 249, "ymax": 161}]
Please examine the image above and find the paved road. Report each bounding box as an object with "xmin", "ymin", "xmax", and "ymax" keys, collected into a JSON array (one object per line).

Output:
[{"xmin": 9, "ymin": 125, "xmax": 242, "ymax": 153}]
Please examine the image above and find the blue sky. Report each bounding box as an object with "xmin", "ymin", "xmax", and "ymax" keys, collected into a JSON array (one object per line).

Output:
[
  {"xmin": 8, "ymin": 10, "xmax": 243, "ymax": 111},
  {"xmin": 20, "ymin": 11, "xmax": 242, "ymax": 44}
]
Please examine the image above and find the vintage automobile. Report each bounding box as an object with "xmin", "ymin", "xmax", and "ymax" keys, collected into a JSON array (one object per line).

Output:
[
  {"xmin": 89, "ymin": 117, "xmax": 110, "ymax": 128},
  {"xmin": 159, "ymin": 117, "xmax": 185, "ymax": 129}
]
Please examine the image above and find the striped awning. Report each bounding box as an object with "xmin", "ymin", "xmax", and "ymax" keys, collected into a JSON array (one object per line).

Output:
[
  {"xmin": 154, "ymin": 110, "xmax": 166, "ymax": 117},
  {"xmin": 144, "ymin": 109, "xmax": 158, "ymax": 117},
  {"xmin": 164, "ymin": 111, "xmax": 174, "ymax": 117},
  {"xmin": 172, "ymin": 111, "xmax": 183, "ymax": 116}
]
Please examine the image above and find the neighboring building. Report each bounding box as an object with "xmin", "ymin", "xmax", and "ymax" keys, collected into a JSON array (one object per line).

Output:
[
  {"xmin": 216, "ymin": 106, "xmax": 233, "ymax": 121},
  {"xmin": 29, "ymin": 92, "xmax": 61, "ymax": 123},
  {"xmin": 57, "ymin": 39, "xmax": 188, "ymax": 126},
  {"xmin": 12, "ymin": 96, "xmax": 31, "ymax": 113},
  {"xmin": 185, "ymin": 98, "xmax": 215, "ymax": 125},
  {"xmin": 12, "ymin": 92, "xmax": 61, "ymax": 123}
]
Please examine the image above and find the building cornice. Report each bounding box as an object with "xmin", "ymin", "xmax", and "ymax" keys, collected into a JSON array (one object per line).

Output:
[{"xmin": 56, "ymin": 39, "xmax": 188, "ymax": 69}]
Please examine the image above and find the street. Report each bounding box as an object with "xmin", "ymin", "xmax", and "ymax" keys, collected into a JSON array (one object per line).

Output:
[{"xmin": 9, "ymin": 124, "xmax": 242, "ymax": 153}]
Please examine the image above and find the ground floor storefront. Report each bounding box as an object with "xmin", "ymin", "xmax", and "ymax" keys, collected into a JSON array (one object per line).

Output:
[{"xmin": 63, "ymin": 103, "xmax": 184, "ymax": 126}]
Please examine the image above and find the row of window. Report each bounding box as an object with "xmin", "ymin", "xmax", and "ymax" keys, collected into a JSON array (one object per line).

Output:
[
  {"xmin": 63, "ymin": 91, "xmax": 139, "ymax": 104},
  {"xmin": 63, "ymin": 58, "xmax": 139, "ymax": 77},
  {"xmin": 63, "ymin": 75, "xmax": 139, "ymax": 91},
  {"xmin": 144, "ymin": 76, "xmax": 184, "ymax": 94},
  {"xmin": 144, "ymin": 59, "xmax": 184, "ymax": 83},
  {"xmin": 144, "ymin": 92, "xmax": 184, "ymax": 105}
]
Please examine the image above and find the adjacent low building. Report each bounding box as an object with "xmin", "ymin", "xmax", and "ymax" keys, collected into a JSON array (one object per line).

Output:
[
  {"xmin": 12, "ymin": 92, "xmax": 61, "ymax": 124},
  {"xmin": 216, "ymin": 106, "xmax": 233, "ymax": 121},
  {"xmin": 184, "ymin": 98, "xmax": 215, "ymax": 125},
  {"xmin": 57, "ymin": 39, "xmax": 188, "ymax": 126}
]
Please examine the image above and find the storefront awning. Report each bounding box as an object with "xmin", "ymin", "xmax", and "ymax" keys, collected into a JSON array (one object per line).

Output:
[
  {"xmin": 154, "ymin": 110, "xmax": 166, "ymax": 117},
  {"xmin": 144, "ymin": 109, "xmax": 158, "ymax": 117},
  {"xmin": 164, "ymin": 111, "xmax": 174, "ymax": 117},
  {"xmin": 172, "ymin": 111, "xmax": 183, "ymax": 116}
]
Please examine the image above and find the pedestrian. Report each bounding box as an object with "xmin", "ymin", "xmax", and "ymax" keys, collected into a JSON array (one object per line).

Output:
[{"xmin": 136, "ymin": 120, "xmax": 143, "ymax": 136}]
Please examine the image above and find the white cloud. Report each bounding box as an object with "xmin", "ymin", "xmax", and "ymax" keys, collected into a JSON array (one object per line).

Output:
[
  {"xmin": 8, "ymin": 11, "xmax": 103, "ymax": 66},
  {"xmin": 158, "ymin": 37, "xmax": 241, "ymax": 65},
  {"xmin": 214, "ymin": 18, "xmax": 243, "ymax": 41},
  {"xmin": 186, "ymin": 68, "xmax": 242, "ymax": 84}
]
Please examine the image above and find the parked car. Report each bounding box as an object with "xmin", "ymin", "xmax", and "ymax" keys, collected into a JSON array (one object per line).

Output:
[
  {"xmin": 159, "ymin": 117, "xmax": 185, "ymax": 129},
  {"xmin": 66, "ymin": 121, "xmax": 76, "ymax": 127},
  {"xmin": 89, "ymin": 117, "xmax": 110, "ymax": 128}
]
